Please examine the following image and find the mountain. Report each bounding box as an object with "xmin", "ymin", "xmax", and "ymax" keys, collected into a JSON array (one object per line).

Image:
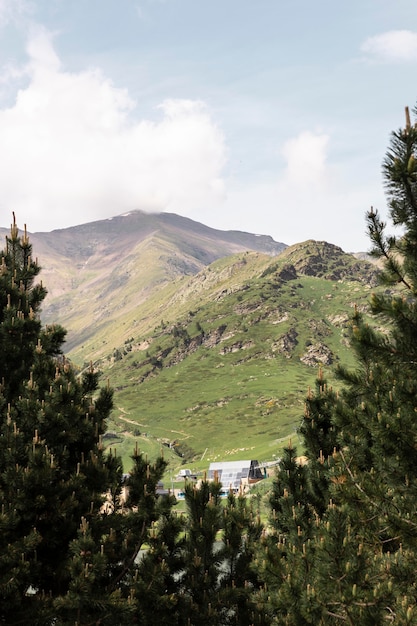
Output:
[
  {"xmin": 97, "ymin": 239, "xmax": 377, "ymax": 471},
  {"xmin": 1, "ymin": 210, "xmax": 285, "ymax": 354},
  {"xmin": 1, "ymin": 212, "xmax": 378, "ymax": 472}
]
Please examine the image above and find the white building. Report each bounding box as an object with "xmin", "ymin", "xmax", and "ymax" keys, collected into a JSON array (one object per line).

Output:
[{"xmin": 207, "ymin": 460, "xmax": 264, "ymax": 492}]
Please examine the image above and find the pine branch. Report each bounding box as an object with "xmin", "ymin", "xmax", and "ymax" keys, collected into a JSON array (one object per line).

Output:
[
  {"xmin": 339, "ymin": 449, "xmax": 417, "ymax": 531},
  {"xmin": 106, "ymin": 519, "xmax": 147, "ymax": 593}
]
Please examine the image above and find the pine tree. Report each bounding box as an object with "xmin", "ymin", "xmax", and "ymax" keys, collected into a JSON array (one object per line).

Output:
[
  {"xmin": 264, "ymin": 104, "xmax": 417, "ymax": 624},
  {"xmin": 298, "ymin": 373, "xmax": 339, "ymax": 517},
  {"xmin": 263, "ymin": 444, "xmax": 322, "ymax": 625},
  {"xmin": 0, "ymin": 217, "xmax": 177, "ymax": 624},
  {"xmin": 160, "ymin": 478, "xmax": 270, "ymax": 626},
  {"xmin": 332, "ymin": 105, "xmax": 417, "ymax": 620},
  {"xmin": 179, "ymin": 478, "xmax": 224, "ymax": 625},
  {"xmin": 325, "ymin": 106, "xmax": 417, "ymax": 621},
  {"xmin": 217, "ymin": 489, "xmax": 268, "ymax": 626},
  {"xmin": 53, "ymin": 447, "xmax": 172, "ymax": 624},
  {"xmin": 0, "ymin": 217, "xmax": 122, "ymax": 622},
  {"xmin": 134, "ymin": 503, "xmax": 187, "ymax": 625}
]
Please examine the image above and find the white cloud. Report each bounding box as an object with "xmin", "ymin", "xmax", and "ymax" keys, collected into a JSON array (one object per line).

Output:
[
  {"xmin": 361, "ymin": 30, "xmax": 417, "ymax": 63},
  {"xmin": 213, "ymin": 129, "xmax": 378, "ymax": 252},
  {"xmin": 0, "ymin": 28, "xmax": 226, "ymax": 231},
  {"xmin": 281, "ymin": 131, "xmax": 329, "ymax": 187},
  {"xmin": 26, "ymin": 26, "xmax": 61, "ymax": 73},
  {"xmin": 0, "ymin": 61, "xmax": 26, "ymax": 86}
]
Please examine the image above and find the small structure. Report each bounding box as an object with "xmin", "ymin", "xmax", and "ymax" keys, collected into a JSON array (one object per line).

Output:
[
  {"xmin": 156, "ymin": 481, "xmax": 170, "ymax": 497},
  {"xmin": 208, "ymin": 460, "xmax": 264, "ymax": 492},
  {"xmin": 176, "ymin": 468, "xmax": 197, "ymax": 480}
]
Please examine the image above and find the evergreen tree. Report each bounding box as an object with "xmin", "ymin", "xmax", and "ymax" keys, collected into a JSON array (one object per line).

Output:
[
  {"xmin": 156, "ymin": 478, "xmax": 270, "ymax": 626},
  {"xmin": 298, "ymin": 373, "xmax": 339, "ymax": 517},
  {"xmin": 0, "ymin": 217, "xmax": 122, "ymax": 622},
  {"xmin": 179, "ymin": 478, "xmax": 225, "ymax": 625},
  {"xmin": 216, "ymin": 489, "xmax": 268, "ymax": 626},
  {"xmin": 53, "ymin": 447, "xmax": 172, "ymax": 625},
  {"xmin": 134, "ymin": 503, "xmax": 187, "ymax": 625},
  {"xmin": 0, "ymin": 217, "xmax": 176, "ymax": 624},
  {"xmin": 264, "ymin": 104, "xmax": 417, "ymax": 624},
  {"xmin": 325, "ymin": 106, "xmax": 417, "ymax": 621}
]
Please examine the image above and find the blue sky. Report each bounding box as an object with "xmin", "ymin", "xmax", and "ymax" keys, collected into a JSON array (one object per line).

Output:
[{"xmin": 0, "ymin": 0, "xmax": 416, "ymax": 251}]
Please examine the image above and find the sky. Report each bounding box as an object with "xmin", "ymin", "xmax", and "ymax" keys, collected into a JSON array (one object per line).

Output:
[{"xmin": 0, "ymin": 1, "xmax": 417, "ymax": 251}]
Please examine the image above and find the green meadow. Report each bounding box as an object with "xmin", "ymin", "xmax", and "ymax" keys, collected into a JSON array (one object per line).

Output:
[{"xmin": 84, "ymin": 245, "xmax": 376, "ymax": 476}]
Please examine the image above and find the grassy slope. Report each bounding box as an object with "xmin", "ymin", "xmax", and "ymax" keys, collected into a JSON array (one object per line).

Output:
[{"xmin": 88, "ymin": 243, "xmax": 376, "ymax": 475}]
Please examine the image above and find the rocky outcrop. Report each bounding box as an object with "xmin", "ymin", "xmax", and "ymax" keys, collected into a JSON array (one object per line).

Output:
[
  {"xmin": 300, "ymin": 342, "xmax": 333, "ymax": 366},
  {"xmin": 277, "ymin": 264, "xmax": 297, "ymax": 281},
  {"xmin": 277, "ymin": 240, "xmax": 378, "ymax": 284},
  {"xmin": 273, "ymin": 328, "xmax": 298, "ymax": 358}
]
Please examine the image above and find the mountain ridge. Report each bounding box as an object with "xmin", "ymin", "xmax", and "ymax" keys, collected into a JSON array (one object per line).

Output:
[
  {"xmin": 1, "ymin": 210, "xmax": 286, "ymax": 353},
  {"xmin": 0, "ymin": 209, "xmax": 285, "ymax": 260}
]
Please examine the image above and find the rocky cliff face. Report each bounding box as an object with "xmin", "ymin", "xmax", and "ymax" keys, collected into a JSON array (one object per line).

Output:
[{"xmin": 277, "ymin": 240, "xmax": 378, "ymax": 284}]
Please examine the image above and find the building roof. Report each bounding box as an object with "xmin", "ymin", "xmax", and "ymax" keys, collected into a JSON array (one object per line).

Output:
[{"xmin": 208, "ymin": 460, "xmax": 263, "ymax": 490}]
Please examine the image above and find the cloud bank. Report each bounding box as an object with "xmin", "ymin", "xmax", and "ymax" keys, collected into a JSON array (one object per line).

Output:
[{"xmin": 0, "ymin": 28, "xmax": 226, "ymax": 231}]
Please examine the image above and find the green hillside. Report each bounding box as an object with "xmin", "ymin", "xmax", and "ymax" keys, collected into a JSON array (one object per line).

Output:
[{"xmin": 77, "ymin": 241, "xmax": 377, "ymax": 474}]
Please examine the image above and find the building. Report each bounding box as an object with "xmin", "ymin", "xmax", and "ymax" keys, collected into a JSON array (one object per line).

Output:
[
  {"xmin": 207, "ymin": 460, "xmax": 264, "ymax": 492},
  {"xmin": 176, "ymin": 468, "xmax": 198, "ymax": 480}
]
